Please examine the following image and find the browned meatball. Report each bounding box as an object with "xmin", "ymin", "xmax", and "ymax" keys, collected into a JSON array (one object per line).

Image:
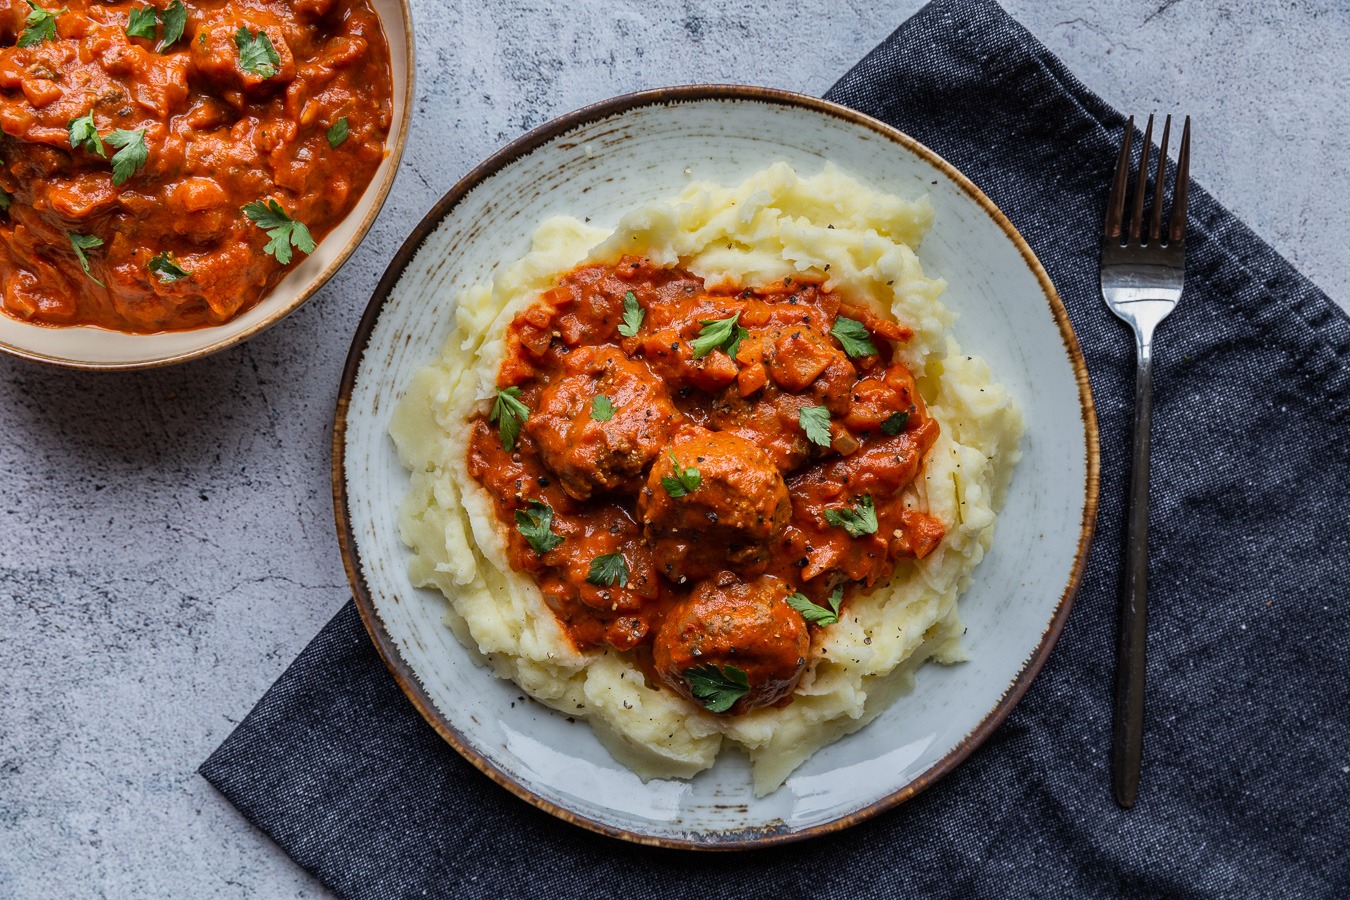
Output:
[
  {"xmin": 653, "ymin": 575, "xmax": 810, "ymax": 715},
  {"xmin": 525, "ymin": 347, "xmax": 683, "ymax": 500},
  {"xmin": 638, "ymin": 427, "xmax": 790, "ymax": 581}
]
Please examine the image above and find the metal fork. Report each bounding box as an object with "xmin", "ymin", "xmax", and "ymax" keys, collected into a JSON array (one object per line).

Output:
[{"xmin": 1101, "ymin": 113, "xmax": 1190, "ymax": 810}]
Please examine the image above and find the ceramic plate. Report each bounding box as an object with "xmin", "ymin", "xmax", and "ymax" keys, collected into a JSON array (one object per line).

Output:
[
  {"xmin": 334, "ymin": 85, "xmax": 1099, "ymax": 848},
  {"xmin": 0, "ymin": 0, "xmax": 414, "ymax": 371}
]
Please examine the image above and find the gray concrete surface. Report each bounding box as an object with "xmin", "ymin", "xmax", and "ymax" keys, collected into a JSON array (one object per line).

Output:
[{"xmin": 2, "ymin": 1, "xmax": 1346, "ymax": 897}]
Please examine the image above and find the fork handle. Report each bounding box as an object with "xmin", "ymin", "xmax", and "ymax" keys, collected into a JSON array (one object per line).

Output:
[{"xmin": 1113, "ymin": 339, "xmax": 1154, "ymax": 808}]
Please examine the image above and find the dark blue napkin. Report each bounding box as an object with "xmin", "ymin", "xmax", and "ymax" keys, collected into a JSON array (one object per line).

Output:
[{"xmin": 200, "ymin": 1, "xmax": 1350, "ymax": 896}]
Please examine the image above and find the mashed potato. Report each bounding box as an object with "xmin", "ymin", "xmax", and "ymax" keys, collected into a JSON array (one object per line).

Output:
[{"xmin": 390, "ymin": 162, "xmax": 1023, "ymax": 795}]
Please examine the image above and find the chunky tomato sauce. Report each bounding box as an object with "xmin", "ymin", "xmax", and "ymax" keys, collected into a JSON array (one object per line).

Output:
[
  {"xmin": 0, "ymin": 0, "xmax": 391, "ymax": 332},
  {"xmin": 468, "ymin": 258, "xmax": 945, "ymax": 715}
]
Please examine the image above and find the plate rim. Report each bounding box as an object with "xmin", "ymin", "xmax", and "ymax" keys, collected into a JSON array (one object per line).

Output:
[
  {"xmin": 330, "ymin": 83, "xmax": 1101, "ymax": 850},
  {"xmin": 0, "ymin": 0, "xmax": 417, "ymax": 372}
]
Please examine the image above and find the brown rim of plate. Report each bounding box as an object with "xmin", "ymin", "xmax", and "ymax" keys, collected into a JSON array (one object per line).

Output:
[
  {"xmin": 331, "ymin": 83, "xmax": 1101, "ymax": 852},
  {"xmin": 0, "ymin": 0, "xmax": 415, "ymax": 372}
]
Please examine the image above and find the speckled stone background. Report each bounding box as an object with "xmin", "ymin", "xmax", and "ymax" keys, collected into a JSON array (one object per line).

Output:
[{"xmin": 2, "ymin": 1, "xmax": 1346, "ymax": 896}]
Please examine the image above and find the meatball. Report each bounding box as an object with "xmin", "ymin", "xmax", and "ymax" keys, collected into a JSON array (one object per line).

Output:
[
  {"xmin": 525, "ymin": 347, "xmax": 683, "ymax": 500},
  {"xmin": 653, "ymin": 575, "xmax": 810, "ymax": 715},
  {"xmin": 638, "ymin": 427, "xmax": 790, "ymax": 581}
]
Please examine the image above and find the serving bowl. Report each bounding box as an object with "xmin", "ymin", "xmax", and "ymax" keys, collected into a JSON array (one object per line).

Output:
[
  {"xmin": 334, "ymin": 85, "xmax": 1099, "ymax": 848},
  {"xmin": 0, "ymin": 0, "xmax": 414, "ymax": 371}
]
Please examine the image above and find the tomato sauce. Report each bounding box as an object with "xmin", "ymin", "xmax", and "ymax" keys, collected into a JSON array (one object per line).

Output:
[
  {"xmin": 0, "ymin": 0, "xmax": 392, "ymax": 332},
  {"xmin": 467, "ymin": 257, "xmax": 946, "ymax": 686}
]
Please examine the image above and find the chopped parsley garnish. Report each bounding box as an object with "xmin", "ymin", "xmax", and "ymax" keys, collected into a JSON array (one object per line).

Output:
[
  {"xmin": 830, "ymin": 316, "xmax": 879, "ymax": 358},
  {"xmin": 514, "ymin": 500, "xmax": 563, "ymax": 555},
  {"xmin": 586, "ymin": 552, "xmax": 629, "ymax": 588},
  {"xmin": 690, "ymin": 311, "xmax": 747, "ymax": 360},
  {"xmin": 590, "ymin": 394, "xmax": 614, "ymax": 422},
  {"xmin": 327, "ymin": 117, "xmax": 349, "ymax": 148},
  {"xmin": 241, "ymin": 199, "xmax": 315, "ymax": 264},
  {"xmin": 68, "ymin": 112, "xmax": 105, "ymax": 157},
  {"xmin": 660, "ymin": 451, "xmax": 701, "ymax": 498},
  {"xmin": 685, "ymin": 663, "xmax": 750, "ymax": 714},
  {"xmin": 786, "ymin": 586, "xmax": 844, "ymax": 626},
  {"xmin": 125, "ymin": 5, "xmax": 157, "ymax": 40},
  {"xmin": 488, "ymin": 386, "xmax": 529, "ymax": 451},
  {"xmin": 105, "ymin": 128, "xmax": 148, "ymax": 185},
  {"xmin": 0, "ymin": 188, "xmax": 10, "ymax": 212},
  {"xmin": 617, "ymin": 290, "xmax": 644, "ymax": 337},
  {"xmin": 798, "ymin": 405, "xmax": 832, "ymax": 448},
  {"xmin": 148, "ymin": 252, "xmax": 190, "ymax": 283},
  {"xmin": 157, "ymin": 0, "xmax": 186, "ymax": 51},
  {"xmin": 824, "ymin": 495, "xmax": 878, "ymax": 538},
  {"xmin": 18, "ymin": 2, "xmax": 64, "ymax": 47},
  {"xmin": 67, "ymin": 232, "xmax": 104, "ymax": 286},
  {"xmin": 235, "ymin": 26, "xmax": 280, "ymax": 78},
  {"xmin": 880, "ymin": 410, "xmax": 910, "ymax": 436}
]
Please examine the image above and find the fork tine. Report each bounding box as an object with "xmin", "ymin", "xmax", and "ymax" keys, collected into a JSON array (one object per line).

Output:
[
  {"xmin": 1128, "ymin": 115, "xmax": 1153, "ymax": 243},
  {"xmin": 1149, "ymin": 115, "xmax": 1171, "ymax": 243},
  {"xmin": 1104, "ymin": 116, "xmax": 1134, "ymax": 240},
  {"xmin": 1169, "ymin": 116, "xmax": 1191, "ymax": 243}
]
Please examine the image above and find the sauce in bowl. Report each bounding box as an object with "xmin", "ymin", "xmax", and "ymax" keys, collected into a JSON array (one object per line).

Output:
[{"xmin": 0, "ymin": 0, "xmax": 392, "ymax": 332}]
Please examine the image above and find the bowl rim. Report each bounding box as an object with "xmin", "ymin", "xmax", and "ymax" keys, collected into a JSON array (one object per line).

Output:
[
  {"xmin": 331, "ymin": 83, "xmax": 1101, "ymax": 850},
  {"xmin": 0, "ymin": 0, "xmax": 416, "ymax": 372}
]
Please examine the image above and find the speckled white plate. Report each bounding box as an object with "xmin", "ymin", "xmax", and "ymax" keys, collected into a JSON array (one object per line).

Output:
[
  {"xmin": 0, "ymin": 0, "xmax": 413, "ymax": 371},
  {"xmin": 334, "ymin": 85, "xmax": 1099, "ymax": 848}
]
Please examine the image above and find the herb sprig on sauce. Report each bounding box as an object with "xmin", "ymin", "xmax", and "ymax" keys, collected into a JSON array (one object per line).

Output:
[
  {"xmin": 830, "ymin": 316, "xmax": 879, "ymax": 358},
  {"xmin": 590, "ymin": 395, "xmax": 614, "ymax": 422},
  {"xmin": 489, "ymin": 386, "xmax": 529, "ymax": 451},
  {"xmin": 585, "ymin": 552, "xmax": 628, "ymax": 588},
  {"xmin": 149, "ymin": 252, "xmax": 190, "ymax": 283},
  {"xmin": 787, "ymin": 586, "xmax": 844, "ymax": 626},
  {"xmin": 327, "ymin": 117, "xmax": 349, "ymax": 148},
  {"xmin": 18, "ymin": 2, "xmax": 65, "ymax": 47},
  {"xmin": 105, "ymin": 128, "xmax": 148, "ymax": 185},
  {"xmin": 825, "ymin": 495, "xmax": 878, "ymax": 538},
  {"xmin": 660, "ymin": 452, "xmax": 701, "ymax": 498},
  {"xmin": 690, "ymin": 311, "xmax": 747, "ymax": 360},
  {"xmin": 684, "ymin": 663, "xmax": 750, "ymax": 713},
  {"xmin": 67, "ymin": 232, "xmax": 104, "ymax": 286},
  {"xmin": 235, "ymin": 26, "xmax": 280, "ymax": 78},
  {"xmin": 514, "ymin": 500, "xmax": 563, "ymax": 555},
  {"xmin": 798, "ymin": 405, "xmax": 832, "ymax": 448},
  {"xmin": 616, "ymin": 291, "xmax": 644, "ymax": 337},
  {"xmin": 242, "ymin": 199, "xmax": 315, "ymax": 264}
]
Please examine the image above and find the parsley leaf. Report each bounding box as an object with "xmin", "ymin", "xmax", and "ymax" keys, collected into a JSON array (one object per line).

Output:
[
  {"xmin": 67, "ymin": 232, "xmax": 104, "ymax": 286},
  {"xmin": 18, "ymin": 2, "xmax": 64, "ymax": 47},
  {"xmin": 148, "ymin": 251, "xmax": 190, "ymax": 283},
  {"xmin": 125, "ymin": 5, "xmax": 157, "ymax": 39},
  {"xmin": 0, "ymin": 188, "xmax": 10, "ymax": 212},
  {"xmin": 690, "ymin": 312, "xmax": 748, "ymax": 360},
  {"xmin": 514, "ymin": 500, "xmax": 563, "ymax": 555},
  {"xmin": 590, "ymin": 395, "xmax": 614, "ymax": 422},
  {"xmin": 685, "ymin": 663, "xmax": 751, "ymax": 714},
  {"xmin": 824, "ymin": 495, "xmax": 878, "ymax": 538},
  {"xmin": 799, "ymin": 405, "xmax": 832, "ymax": 448},
  {"xmin": 660, "ymin": 451, "xmax": 701, "ymax": 498},
  {"xmin": 234, "ymin": 26, "xmax": 280, "ymax": 78},
  {"xmin": 830, "ymin": 316, "xmax": 879, "ymax": 358},
  {"xmin": 156, "ymin": 0, "xmax": 185, "ymax": 50},
  {"xmin": 617, "ymin": 290, "xmax": 644, "ymax": 337},
  {"xmin": 586, "ymin": 552, "xmax": 629, "ymax": 588},
  {"xmin": 787, "ymin": 586, "xmax": 844, "ymax": 626},
  {"xmin": 326, "ymin": 116, "xmax": 349, "ymax": 148},
  {"xmin": 880, "ymin": 410, "xmax": 910, "ymax": 436},
  {"xmin": 488, "ymin": 386, "xmax": 529, "ymax": 451},
  {"xmin": 68, "ymin": 112, "xmax": 105, "ymax": 158},
  {"xmin": 105, "ymin": 128, "xmax": 148, "ymax": 185},
  {"xmin": 241, "ymin": 199, "xmax": 315, "ymax": 265}
]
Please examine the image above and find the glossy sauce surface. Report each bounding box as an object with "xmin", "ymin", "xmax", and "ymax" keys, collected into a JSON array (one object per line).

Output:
[
  {"xmin": 0, "ymin": 0, "xmax": 391, "ymax": 332},
  {"xmin": 467, "ymin": 258, "xmax": 945, "ymax": 714}
]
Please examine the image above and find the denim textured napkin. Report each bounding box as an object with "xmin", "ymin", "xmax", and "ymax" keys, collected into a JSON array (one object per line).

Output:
[{"xmin": 200, "ymin": 1, "xmax": 1350, "ymax": 896}]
